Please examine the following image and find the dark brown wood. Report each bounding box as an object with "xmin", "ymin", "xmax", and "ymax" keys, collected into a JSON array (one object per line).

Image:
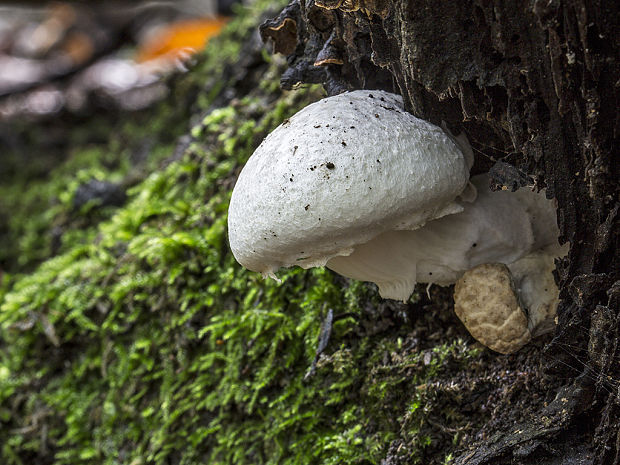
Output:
[{"xmin": 261, "ymin": 1, "xmax": 619, "ymax": 463}]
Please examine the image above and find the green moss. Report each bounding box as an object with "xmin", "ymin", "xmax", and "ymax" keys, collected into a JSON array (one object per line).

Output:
[
  {"xmin": 0, "ymin": 2, "xmax": 485, "ymax": 464},
  {"xmin": 0, "ymin": 87, "xmax": 188, "ymax": 273}
]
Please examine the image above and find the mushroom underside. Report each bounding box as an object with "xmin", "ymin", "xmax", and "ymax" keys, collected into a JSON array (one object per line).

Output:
[{"xmin": 326, "ymin": 174, "xmax": 560, "ymax": 301}]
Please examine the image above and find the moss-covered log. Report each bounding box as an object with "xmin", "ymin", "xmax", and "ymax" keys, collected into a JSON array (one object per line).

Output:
[{"xmin": 0, "ymin": 0, "xmax": 617, "ymax": 464}]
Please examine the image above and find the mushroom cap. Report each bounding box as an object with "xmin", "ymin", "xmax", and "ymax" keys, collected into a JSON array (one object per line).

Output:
[{"xmin": 228, "ymin": 90, "xmax": 472, "ymax": 276}]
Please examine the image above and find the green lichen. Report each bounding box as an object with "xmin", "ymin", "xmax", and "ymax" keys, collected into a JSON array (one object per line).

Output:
[{"xmin": 0, "ymin": 2, "xmax": 486, "ymax": 464}]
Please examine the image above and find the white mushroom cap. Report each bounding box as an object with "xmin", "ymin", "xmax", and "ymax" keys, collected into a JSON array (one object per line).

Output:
[{"xmin": 228, "ymin": 90, "xmax": 473, "ymax": 278}]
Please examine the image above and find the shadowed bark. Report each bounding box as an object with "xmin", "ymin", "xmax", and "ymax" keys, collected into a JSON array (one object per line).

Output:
[{"xmin": 261, "ymin": 1, "xmax": 619, "ymax": 463}]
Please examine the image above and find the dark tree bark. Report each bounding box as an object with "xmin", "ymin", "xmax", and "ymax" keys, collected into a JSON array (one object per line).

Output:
[{"xmin": 261, "ymin": 1, "xmax": 619, "ymax": 463}]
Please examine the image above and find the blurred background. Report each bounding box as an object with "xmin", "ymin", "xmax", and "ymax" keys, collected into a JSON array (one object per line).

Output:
[
  {"xmin": 0, "ymin": 0, "xmax": 252, "ymax": 276},
  {"xmin": 0, "ymin": 0, "xmax": 238, "ymax": 119}
]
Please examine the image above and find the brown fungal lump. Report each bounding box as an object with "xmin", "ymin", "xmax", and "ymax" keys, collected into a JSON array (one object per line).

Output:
[{"xmin": 454, "ymin": 263, "xmax": 531, "ymax": 354}]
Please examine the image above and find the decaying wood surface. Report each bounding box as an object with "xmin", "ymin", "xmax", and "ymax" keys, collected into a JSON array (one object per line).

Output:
[{"xmin": 261, "ymin": 1, "xmax": 619, "ymax": 463}]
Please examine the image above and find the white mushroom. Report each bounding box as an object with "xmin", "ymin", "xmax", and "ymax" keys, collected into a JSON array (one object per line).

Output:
[
  {"xmin": 228, "ymin": 89, "xmax": 565, "ymax": 352},
  {"xmin": 228, "ymin": 90, "xmax": 474, "ymax": 281}
]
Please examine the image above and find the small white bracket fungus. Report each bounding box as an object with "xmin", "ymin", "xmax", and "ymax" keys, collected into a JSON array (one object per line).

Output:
[
  {"xmin": 228, "ymin": 90, "xmax": 473, "ymax": 278},
  {"xmin": 228, "ymin": 89, "xmax": 565, "ymax": 354}
]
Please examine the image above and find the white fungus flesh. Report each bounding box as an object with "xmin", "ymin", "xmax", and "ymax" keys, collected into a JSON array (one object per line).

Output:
[
  {"xmin": 228, "ymin": 90, "xmax": 473, "ymax": 278},
  {"xmin": 326, "ymin": 174, "xmax": 561, "ymax": 301}
]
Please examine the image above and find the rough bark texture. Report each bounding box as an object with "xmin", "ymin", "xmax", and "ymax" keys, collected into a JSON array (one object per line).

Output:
[{"xmin": 261, "ymin": 1, "xmax": 619, "ymax": 463}]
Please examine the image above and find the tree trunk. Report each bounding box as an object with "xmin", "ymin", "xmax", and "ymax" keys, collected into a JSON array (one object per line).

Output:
[{"xmin": 262, "ymin": 1, "xmax": 619, "ymax": 463}]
